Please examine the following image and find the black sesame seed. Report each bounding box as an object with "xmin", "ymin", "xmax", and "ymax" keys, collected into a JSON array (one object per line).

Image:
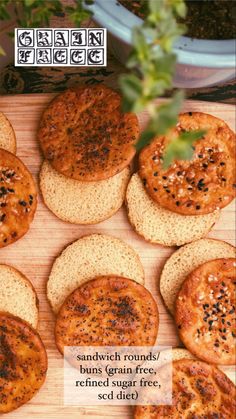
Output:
[
  {"xmin": 153, "ymin": 187, "xmax": 158, "ymax": 192},
  {"xmin": 222, "ymin": 336, "xmax": 227, "ymax": 341},
  {"xmin": 177, "ymin": 171, "xmax": 182, "ymax": 176},
  {"xmin": 229, "ymin": 309, "xmax": 234, "ymax": 314},
  {"xmin": 214, "ymin": 343, "xmax": 219, "ymax": 347},
  {"xmin": 203, "ymin": 163, "xmax": 208, "ymax": 168},
  {"xmin": 19, "ymin": 200, "xmax": 27, "ymax": 207},
  {"xmin": 198, "ymin": 154, "xmax": 203, "ymax": 158},
  {"xmin": 196, "ymin": 205, "xmax": 201, "ymax": 210},
  {"xmin": 176, "ymin": 201, "xmax": 180, "ymax": 206},
  {"xmin": 0, "ymin": 214, "xmax": 6, "ymax": 222},
  {"xmin": 204, "ymin": 187, "xmax": 209, "ymax": 192},
  {"xmin": 221, "ymin": 177, "xmax": 226, "ymax": 182},
  {"xmin": 189, "ymin": 112, "xmax": 192, "ymax": 116},
  {"xmin": 162, "ymin": 176, "xmax": 167, "ymax": 180},
  {"xmin": 153, "ymin": 172, "xmax": 158, "ymax": 177},
  {"xmin": 220, "ymin": 162, "xmax": 225, "ymax": 166}
]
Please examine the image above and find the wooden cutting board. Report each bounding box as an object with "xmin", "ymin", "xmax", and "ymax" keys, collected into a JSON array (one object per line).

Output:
[{"xmin": 0, "ymin": 94, "xmax": 235, "ymax": 419}]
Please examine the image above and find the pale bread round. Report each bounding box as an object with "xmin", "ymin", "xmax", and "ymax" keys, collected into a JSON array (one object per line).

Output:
[
  {"xmin": 126, "ymin": 173, "xmax": 220, "ymax": 247},
  {"xmin": 47, "ymin": 233, "xmax": 145, "ymax": 313},
  {"xmin": 0, "ymin": 112, "xmax": 16, "ymax": 154},
  {"xmin": 40, "ymin": 161, "xmax": 130, "ymax": 224},
  {"xmin": 160, "ymin": 238, "xmax": 236, "ymax": 315},
  {"xmin": 0, "ymin": 264, "xmax": 38, "ymax": 328}
]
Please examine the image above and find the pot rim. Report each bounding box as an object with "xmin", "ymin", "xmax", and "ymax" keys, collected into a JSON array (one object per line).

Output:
[{"xmin": 88, "ymin": 0, "xmax": 236, "ymax": 68}]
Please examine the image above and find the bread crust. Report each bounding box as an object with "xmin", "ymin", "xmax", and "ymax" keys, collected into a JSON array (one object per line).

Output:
[
  {"xmin": 0, "ymin": 149, "xmax": 37, "ymax": 248},
  {"xmin": 38, "ymin": 85, "xmax": 139, "ymax": 181},
  {"xmin": 134, "ymin": 359, "xmax": 236, "ymax": 418},
  {"xmin": 175, "ymin": 258, "xmax": 236, "ymax": 365},
  {"xmin": 0, "ymin": 312, "xmax": 47, "ymax": 413},
  {"xmin": 139, "ymin": 112, "xmax": 236, "ymax": 215},
  {"xmin": 55, "ymin": 276, "xmax": 159, "ymax": 353}
]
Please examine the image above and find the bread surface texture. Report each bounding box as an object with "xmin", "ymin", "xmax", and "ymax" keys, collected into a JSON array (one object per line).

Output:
[
  {"xmin": 160, "ymin": 238, "xmax": 235, "ymax": 314},
  {"xmin": 126, "ymin": 173, "xmax": 219, "ymax": 246},
  {"xmin": 0, "ymin": 264, "xmax": 38, "ymax": 328},
  {"xmin": 0, "ymin": 112, "xmax": 16, "ymax": 154},
  {"xmin": 47, "ymin": 233, "xmax": 145, "ymax": 313},
  {"xmin": 40, "ymin": 160, "xmax": 130, "ymax": 224}
]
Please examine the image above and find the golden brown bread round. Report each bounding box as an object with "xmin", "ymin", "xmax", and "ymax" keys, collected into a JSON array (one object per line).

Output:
[
  {"xmin": 134, "ymin": 359, "xmax": 236, "ymax": 418},
  {"xmin": 38, "ymin": 85, "xmax": 139, "ymax": 181},
  {"xmin": 55, "ymin": 276, "xmax": 159, "ymax": 353},
  {"xmin": 175, "ymin": 258, "xmax": 236, "ymax": 365},
  {"xmin": 0, "ymin": 312, "xmax": 47, "ymax": 413},
  {"xmin": 0, "ymin": 149, "xmax": 37, "ymax": 248},
  {"xmin": 139, "ymin": 112, "xmax": 236, "ymax": 215}
]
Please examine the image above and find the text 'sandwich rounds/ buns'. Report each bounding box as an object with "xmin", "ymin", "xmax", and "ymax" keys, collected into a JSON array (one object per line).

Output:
[
  {"xmin": 0, "ymin": 149, "xmax": 37, "ymax": 248},
  {"xmin": 139, "ymin": 112, "xmax": 236, "ymax": 215},
  {"xmin": 47, "ymin": 233, "xmax": 145, "ymax": 313},
  {"xmin": 40, "ymin": 160, "xmax": 130, "ymax": 224},
  {"xmin": 134, "ymin": 359, "xmax": 236, "ymax": 418},
  {"xmin": 160, "ymin": 238, "xmax": 235, "ymax": 315},
  {"xmin": 126, "ymin": 173, "xmax": 219, "ymax": 246},
  {"xmin": 0, "ymin": 264, "xmax": 38, "ymax": 328},
  {"xmin": 175, "ymin": 258, "xmax": 236, "ymax": 365},
  {"xmin": 0, "ymin": 312, "xmax": 47, "ymax": 414},
  {"xmin": 38, "ymin": 85, "xmax": 139, "ymax": 181},
  {"xmin": 55, "ymin": 275, "xmax": 159, "ymax": 353},
  {"xmin": 0, "ymin": 112, "xmax": 16, "ymax": 154}
]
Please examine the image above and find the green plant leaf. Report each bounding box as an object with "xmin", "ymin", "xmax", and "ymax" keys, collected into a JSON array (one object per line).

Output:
[{"xmin": 163, "ymin": 129, "xmax": 206, "ymax": 168}]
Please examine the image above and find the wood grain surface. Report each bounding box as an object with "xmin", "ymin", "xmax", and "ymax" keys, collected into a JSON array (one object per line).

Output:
[{"xmin": 0, "ymin": 93, "xmax": 235, "ymax": 418}]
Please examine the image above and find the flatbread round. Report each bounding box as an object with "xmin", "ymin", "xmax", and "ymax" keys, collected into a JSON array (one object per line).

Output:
[
  {"xmin": 47, "ymin": 233, "xmax": 145, "ymax": 313},
  {"xmin": 0, "ymin": 149, "xmax": 37, "ymax": 248},
  {"xmin": 38, "ymin": 85, "xmax": 139, "ymax": 181},
  {"xmin": 0, "ymin": 264, "xmax": 38, "ymax": 328},
  {"xmin": 0, "ymin": 112, "xmax": 16, "ymax": 154},
  {"xmin": 126, "ymin": 173, "xmax": 220, "ymax": 247},
  {"xmin": 134, "ymin": 359, "xmax": 236, "ymax": 418},
  {"xmin": 0, "ymin": 312, "xmax": 47, "ymax": 413},
  {"xmin": 139, "ymin": 112, "xmax": 236, "ymax": 215},
  {"xmin": 160, "ymin": 238, "xmax": 236, "ymax": 315},
  {"xmin": 40, "ymin": 160, "xmax": 130, "ymax": 224},
  {"xmin": 175, "ymin": 258, "xmax": 236, "ymax": 365},
  {"xmin": 55, "ymin": 276, "xmax": 159, "ymax": 353}
]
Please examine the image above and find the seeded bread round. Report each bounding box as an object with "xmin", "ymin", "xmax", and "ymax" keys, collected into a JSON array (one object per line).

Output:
[
  {"xmin": 134, "ymin": 359, "xmax": 236, "ymax": 419},
  {"xmin": 38, "ymin": 85, "xmax": 139, "ymax": 181},
  {"xmin": 160, "ymin": 238, "xmax": 236, "ymax": 315},
  {"xmin": 139, "ymin": 112, "xmax": 236, "ymax": 215},
  {"xmin": 175, "ymin": 258, "xmax": 236, "ymax": 365},
  {"xmin": 126, "ymin": 173, "xmax": 220, "ymax": 246},
  {"xmin": 0, "ymin": 264, "xmax": 38, "ymax": 328},
  {"xmin": 0, "ymin": 312, "xmax": 47, "ymax": 413},
  {"xmin": 0, "ymin": 112, "xmax": 16, "ymax": 154},
  {"xmin": 0, "ymin": 149, "xmax": 37, "ymax": 248},
  {"xmin": 40, "ymin": 160, "xmax": 130, "ymax": 224},
  {"xmin": 47, "ymin": 233, "xmax": 145, "ymax": 313},
  {"xmin": 55, "ymin": 275, "xmax": 159, "ymax": 353}
]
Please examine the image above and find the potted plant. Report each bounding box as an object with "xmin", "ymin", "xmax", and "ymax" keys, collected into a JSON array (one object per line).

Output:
[{"xmin": 88, "ymin": 0, "xmax": 236, "ymax": 88}]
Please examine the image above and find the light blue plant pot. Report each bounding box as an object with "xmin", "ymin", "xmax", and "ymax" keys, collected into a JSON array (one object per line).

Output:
[{"xmin": 88, "ymin": 0, "xmax": 236, "ymax": 88}]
